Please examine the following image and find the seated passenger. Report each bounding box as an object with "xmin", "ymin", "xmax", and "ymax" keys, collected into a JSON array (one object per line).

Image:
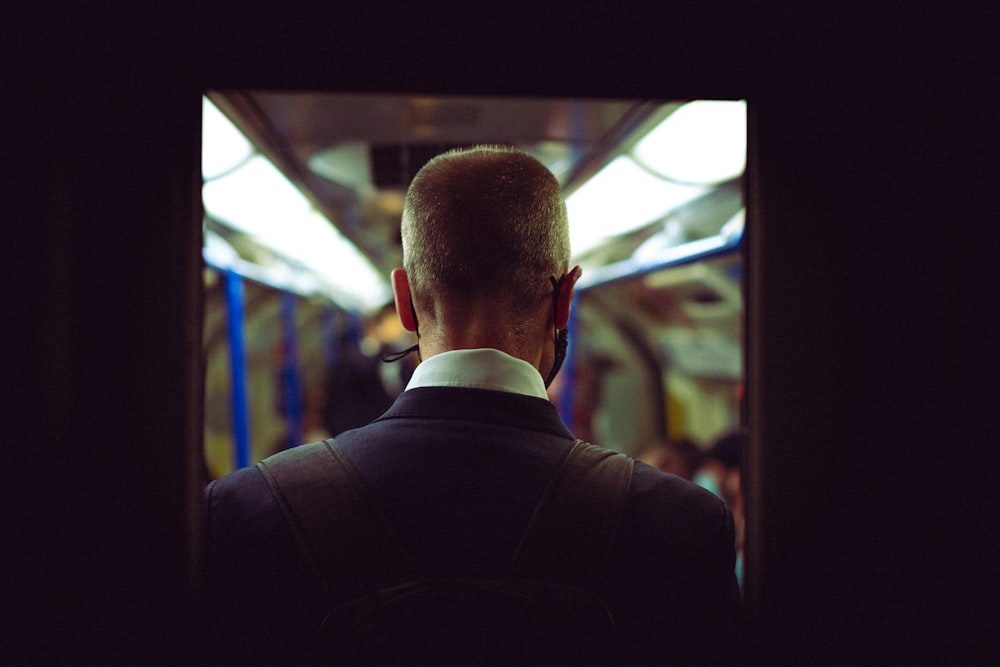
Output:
[{"xmin": 201, "ymin": 146, "xmax": 742, "ymax": 665}]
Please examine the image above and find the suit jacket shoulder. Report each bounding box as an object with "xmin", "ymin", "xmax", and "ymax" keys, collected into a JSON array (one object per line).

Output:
[{"xmin": 200, "ymin": 387, "xmax": 742, "ymax": 665}]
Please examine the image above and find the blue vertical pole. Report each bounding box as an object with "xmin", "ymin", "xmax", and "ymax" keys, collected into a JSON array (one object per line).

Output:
[
  {"xmin": 557, "ymin": 293, "xmax": 580, "ymax": 428},
  {"xmin": 345, "ymin": 312, "xmax": 362, "ymax": 347},
  {"xmin": 557, "ymin": 100, "xmax": 585, "ymax": 428},
  {"xmin": 224, "ymin": 269, "xmax": 252, "ymax": 469},
  {"xmin": 280, "ymin": 291, "xmax": 303, "ymax": 449}
]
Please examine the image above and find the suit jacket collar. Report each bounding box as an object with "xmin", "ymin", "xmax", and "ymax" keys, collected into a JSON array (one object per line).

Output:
[{"xmin": 376, "ymin": 386, "xmax": 575, "ymax": 440}]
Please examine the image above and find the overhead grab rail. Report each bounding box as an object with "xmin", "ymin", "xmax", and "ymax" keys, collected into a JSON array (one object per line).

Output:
[{"xmin": 576, "ymin": 223, "xmax": 743, "ymax": 293}]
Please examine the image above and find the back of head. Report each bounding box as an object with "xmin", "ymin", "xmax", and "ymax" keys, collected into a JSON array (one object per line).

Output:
[{"xmin": 401, "ymin": 146, "xmax": 570, "ymax": 320}]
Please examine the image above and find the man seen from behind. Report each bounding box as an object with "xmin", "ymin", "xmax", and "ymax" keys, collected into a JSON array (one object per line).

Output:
[{"xmin": 201, "ymin": 145, "xmax": 742, "ymax": 665}]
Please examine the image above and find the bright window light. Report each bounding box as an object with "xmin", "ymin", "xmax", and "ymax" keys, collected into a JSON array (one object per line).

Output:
[
  {"xmin": 202, "ymin": 98, "xmax": 254, "ymax": 181},
  {"xmin": 632, "ymin": 100, "xmax": 747, "ymax": 185},
  {"xmin": 566, "ymin": 156, "xmax": 708, "ymax": 257}
]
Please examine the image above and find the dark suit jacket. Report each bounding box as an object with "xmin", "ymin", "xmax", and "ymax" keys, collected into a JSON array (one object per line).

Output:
[{"xmin": 201, "ymin": 387, "xmax": 742, "ymax": 665}]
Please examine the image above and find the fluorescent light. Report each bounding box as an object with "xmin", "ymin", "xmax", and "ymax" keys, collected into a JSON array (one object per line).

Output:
[
  {"xmin": 202, "ymin": 98, "xmax": 390, "ymax": 311},
  {"xmin": 202, "ymin": 97, "xmax": 254, "ymax": 181},
  {"xmin": 203, "ymin": 155, "xmax": 312, "ymax": 237},
  {"xmin": 566, "ymin": 156, "xmax": 708, "ymax": 257},
  {"xmin": 632, "ymin": 100, "xmax": 747, "ymax": 185},
  {"xmin": 275, "ymin": 209, "xmax": 392, "ymax": 310},
  {"xmin": 203, "ymin": 229, "xmax": 240, "ymax": 266}
]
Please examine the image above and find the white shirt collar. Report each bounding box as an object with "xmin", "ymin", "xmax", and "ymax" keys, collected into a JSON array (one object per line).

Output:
[{"xmin": 404, "ymin": 348, "xmax": 549, "ymax": 400}]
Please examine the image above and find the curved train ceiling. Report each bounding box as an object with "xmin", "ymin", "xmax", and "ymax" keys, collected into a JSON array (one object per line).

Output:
[
  {"xmin": 203, "ymin": 91, "xmax": 745, "ymax": 312},
  {"xmin": 202, "ymin": 92, "xmax": 746, "ymax": 395}
]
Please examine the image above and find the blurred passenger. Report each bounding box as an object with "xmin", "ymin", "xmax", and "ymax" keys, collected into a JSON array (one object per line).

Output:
[
  {"xmin": 321, "ymin": 319, "xmax": 394, "ymax": 436},
  {"xmin": 640, "ymin": 437, "xmax": 704, "ymax": 480},
  {"xmin": 696, "ymin": 429, "xmax": 746, "ymax": 593},
  {"xmin": 366, "ymin": 302, "xmax": 417, "ymax": 393},
  {"xmin": 697, "ymin": 430, "xmax": 743, "ymax": 508},
  {"xmin": 300, "ymin": 386, "xmax": 332, "ymax": 443},
  {"xmin": 201, "ymin": 146, "xmax": 742, "ymax": 665}
]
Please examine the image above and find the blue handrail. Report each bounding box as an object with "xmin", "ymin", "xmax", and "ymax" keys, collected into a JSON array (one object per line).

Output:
[
  {"xmin": 576, "ymin": 231, "xmax": 743, "ymax": 294},
  {"xmin": 280, "ymin": 291, "xmax": 303, "ymax": 449},
  {"xmin": 559, "ymin": 231, "xmax": 743, "ymax": 431},
  {"xmin": 224, "ymin": 269, "xmax": 252, "ymax": 469}
]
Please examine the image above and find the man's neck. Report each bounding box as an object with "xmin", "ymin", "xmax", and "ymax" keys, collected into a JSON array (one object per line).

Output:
[
  {"xmin": 421, "ymin": 336, "xmax": 543, "ymax": 371},
  {"xmin": 414, "ymin": 300, "xmax": 551, "ymax": 378}
]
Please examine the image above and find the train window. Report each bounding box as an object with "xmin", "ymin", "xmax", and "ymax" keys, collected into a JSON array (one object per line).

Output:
[{"xmin": 199, "ymin": 94, "xmax": 747, "ymax": 585}]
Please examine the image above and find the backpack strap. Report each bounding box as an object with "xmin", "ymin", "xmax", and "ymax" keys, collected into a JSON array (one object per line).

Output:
[
  {"xmin": 256, "ymin": 439, "xmax": 408, "ymax": 594},
  {"xmin": 507, "ymin": 439, "xmax": 634, "ymax": 587},
  {"xmin": 258, "ymin": 437, "xmax": 634, "ymax": 594}
]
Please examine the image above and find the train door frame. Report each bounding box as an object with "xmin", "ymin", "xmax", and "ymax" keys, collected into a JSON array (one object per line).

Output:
[
  {"xmin": 19, "ymin": 9, "xmax": 991, "ymax": 665},
  {"xmin": 199, "ymin": 94, "xmax": 757, "ymax": 606}
]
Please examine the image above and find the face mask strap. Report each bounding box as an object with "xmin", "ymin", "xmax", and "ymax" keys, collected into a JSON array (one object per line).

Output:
[
  {"xmin": 383, "ymin": 284, "xmax": 566, "ymax": 381},
  {"xmin": 544, "ymin": 275, "xmax": 568, "ymax": 388},
  {"xmin": 382, "ymin": 297, "xmax": 422, "ymax": 363}
]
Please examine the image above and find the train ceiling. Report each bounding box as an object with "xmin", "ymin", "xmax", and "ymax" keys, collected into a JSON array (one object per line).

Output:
[{"xmin": 203, "ymin": 91, "xmax": 745, "ymax": 314}]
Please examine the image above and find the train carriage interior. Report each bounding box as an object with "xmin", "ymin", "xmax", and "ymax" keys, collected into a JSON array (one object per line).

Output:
[
  {"xmin": 198, "ymin": 93, "xmax": 753, "ymax": 616},
  {"xmin": 201, "ymin": 93, "xmax": 748, "ymax": 495}
]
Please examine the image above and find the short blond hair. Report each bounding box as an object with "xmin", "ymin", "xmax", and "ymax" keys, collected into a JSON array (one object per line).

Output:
[{"xmin": 401, "ymin": 146, "xmax": 569, "ymax": 319}]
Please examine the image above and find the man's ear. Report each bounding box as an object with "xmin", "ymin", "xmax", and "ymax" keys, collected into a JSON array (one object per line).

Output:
[
  {"xmin": 555, "ymin": 265, "xmax": 582, "ymax": 329},
  {"xmin": 391, "ymin": 268, "xmax": 417, "ymax": 332}
]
